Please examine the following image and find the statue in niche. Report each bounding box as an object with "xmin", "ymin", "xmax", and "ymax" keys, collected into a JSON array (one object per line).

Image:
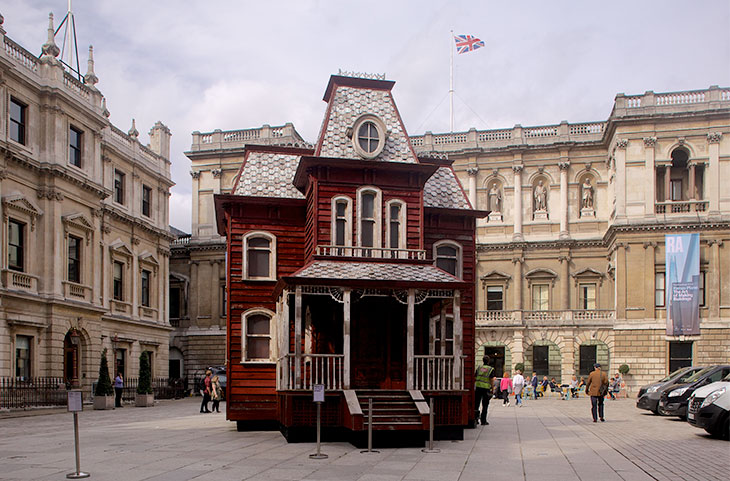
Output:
[
  {"xmin": 582, "ymin": 178, "xmax": 594, "ymax": 209},
  {"xmin": 534, "ymin": 179, "xmax": 547, "ymax": 211},
  {"xmin": 488, "ymin": 182, "xmax": 502, "ymax": 213}
]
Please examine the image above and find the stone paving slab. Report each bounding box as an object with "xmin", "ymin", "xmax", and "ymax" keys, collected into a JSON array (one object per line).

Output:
[{"xmin": 0, "ymin": 396, "xmax": 727, "ymax": 481}]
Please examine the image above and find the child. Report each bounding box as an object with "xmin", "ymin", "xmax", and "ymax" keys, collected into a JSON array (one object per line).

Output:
[{"xmin": 500, "ymin": 372, "xmax": 513, "ymax": 406}]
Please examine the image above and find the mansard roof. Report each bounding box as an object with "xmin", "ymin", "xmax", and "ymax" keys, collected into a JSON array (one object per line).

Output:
[
  {"xmin": 231, "ymin": 145, "xmax": 312, "ymax": 200},
  {"xmin": 315, "ymin": 75, "xmax": 418, "ymax": 164},
  {"xmin": 424, "ymin": 166, "xmax": 472, "ymax": 210}
]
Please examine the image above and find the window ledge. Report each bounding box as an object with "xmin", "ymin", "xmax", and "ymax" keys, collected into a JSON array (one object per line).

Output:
[
  {"xmin": 63, "ymin": 281, "xmax": 92, "ymax": 302},
  {"xmin": 2, "ymin": 269, "xmax": 39, "ymax": 293}
]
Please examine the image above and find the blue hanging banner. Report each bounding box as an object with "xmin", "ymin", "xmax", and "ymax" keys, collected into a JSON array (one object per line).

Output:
[{"xmin": 665, "ymin": 233, "xmax": 700, "ymax": 336}]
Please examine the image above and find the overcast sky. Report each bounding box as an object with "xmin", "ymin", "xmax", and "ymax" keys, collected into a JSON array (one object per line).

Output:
[{"xmin": 4, "ymin": 1, "xmax": 730, "ymax": 231}]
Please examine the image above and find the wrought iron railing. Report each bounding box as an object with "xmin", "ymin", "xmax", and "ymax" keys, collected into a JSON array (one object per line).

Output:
[
  {"xmin": 0, "ymin": 377, "xmax": 67, "ymax": 409},
  {"xmin": 121, "ymin": 377, "xmax": 186, "ymax": 401}
]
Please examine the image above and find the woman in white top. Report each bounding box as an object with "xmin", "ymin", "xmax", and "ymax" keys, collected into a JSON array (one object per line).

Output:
[{"xmin": 512, "ymin": 370, "xmax": 525, "ymax": 407}]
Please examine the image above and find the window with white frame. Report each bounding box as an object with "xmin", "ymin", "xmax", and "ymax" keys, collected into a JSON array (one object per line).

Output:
[
  {"xmin": 243, "ymin": 232, "xmax": 276, "ymax": 280},
  {"xmin": 15, "ymin": 335, "xmax": 31, "ymax": 379},
  {"xmin": 357, "ymin": 187, "xmax": 382, "ymax": 255},
  {"xmin": 113, "ymin": 261, "xmax": 124, "ymax": 301},
  {"xmin": 242, "ymin": 310, "xmax": 272, "ymax": 361},
  {"xmin": 655, "ymin": 272, "xmax": 665, "ymax": 307},
  {"xmin": 435, "ymin": 317, "xmax": 454, "ymax": 355},
  {"xmin": 434, "ymin": 240, "xmax": 462, "ymax": 279},
  {"xmin": 8, "ymin": 218, "xmax": 25, "ymax": 272},
  {"xmin": 386, "ymin": 199, "xmax": 406, "ymax": 257},
  {"xmin": 486, "ymin": 286, "xmax": 504, "ymax": 311},
  {"xmin": 351, "ymin": 115, "xmax": 386, "ymax": 159},
  {"xmin": 331, "ymin": 196, "xmax": 352, "ymax": 249},
  {"xmin": 532, "ymin": 284, "xmax": 549, "ymax": 310},
  {"xmin": 579, "ymin": 283, "xmax": 596, "ymax": 310}
]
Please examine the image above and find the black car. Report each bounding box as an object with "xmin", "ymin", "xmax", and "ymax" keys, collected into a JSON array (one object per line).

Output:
[
  {"xmin": 658, "ymin": 365, "xmax": 730, "ymax": 419},
  {"xmin": 636, "ymin": 366, "xmax": 704, "ymax": 414}
]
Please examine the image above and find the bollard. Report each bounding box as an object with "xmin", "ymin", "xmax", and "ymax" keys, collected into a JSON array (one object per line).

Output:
[
  {"xmin": 309, "ymin": 401, "xmax": 328, "ymax": 459},
  {"xmin": 421, "ymin": 397, "xmax": 440, "ymax": 453},
  {"xmin": 360, "ymin": 397, "xmax": 379, "ymax": 454}
]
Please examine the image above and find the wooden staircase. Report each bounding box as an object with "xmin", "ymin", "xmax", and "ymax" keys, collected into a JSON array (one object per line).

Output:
[{"xmin": 355, "ymin": 390, "xmax": 426, "ymax": 431}]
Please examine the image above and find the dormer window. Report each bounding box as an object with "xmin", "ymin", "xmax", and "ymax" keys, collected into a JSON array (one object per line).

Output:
[
  {"xmin": 356, "ymin": 187, "xmax": 382, "ymax": 256},
  {"xmin": 352, "ymin": 115, "xmax": 386, "ymax": 159}
]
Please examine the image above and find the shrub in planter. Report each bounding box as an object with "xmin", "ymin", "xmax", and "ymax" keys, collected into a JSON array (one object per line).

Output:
[
  {"xmin": 94, "ymin": 348, "xmax": 115, "ymax": 410},
  {"xmin": 618, "ymin": 364, "xmax": 630, "ymax": 375},
  {"xmin": 135, "ymin": 351, "xmax": 154, "ymax": 407},
  {"xmin": 515, "ymin": 362, "xmax": 525, "ymax": 373}
]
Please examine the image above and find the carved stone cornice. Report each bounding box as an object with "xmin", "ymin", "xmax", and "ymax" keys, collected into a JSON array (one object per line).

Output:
[
  {"xmin": 212, "ymin": 168, "xmax": 222, "ymax": 178},
  {"xmin": 511, "ymin": 256, "xmax": 524, "ymax": 264},
  {"xmin": 0, "ymin": 169, "xmax": 7, "ymax": 180},
  {"xmin": 512, "ymin": 164, "xmax": 524, "ymax": 174},
  {"xmin": 615, "ymin": 139, "xmax": 628, "ymax": 149},
  {"xmin": 643, "ymin": 241, "xmax": 658, "ymax": 249},
  {"xmin": 558, "ymin": 162, "xmax": 570, "ymax": 171},
  {"xmin": 707, "ymin": 132, "xmax": 723, "ymax": 143},
  {"xmin": 558, "ymin": 255, "xmax": 571, "ymax": 263},
  {"xmin": 643, "ymin": 137, "xmax": 657, "ymax": 147},
  {"xmin": 190, "ymin": 171, "xmax": 201, "ymax": 179},
  {"xmin": 36, "ymin": 186, "xmax": 64, "ymax": 201},
  {"xmin": 707, "ymin": 239, "xmax": 724, "ymax": 247}
]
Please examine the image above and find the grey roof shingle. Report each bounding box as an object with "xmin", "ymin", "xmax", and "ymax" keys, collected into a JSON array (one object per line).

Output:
[
  {"xmin": 317, "ymin": 86, "xmax": 417, "ymax": 163},
  {"xmin": 423, "ymin": 167, "xmax": 471, "ymax": 210},
  {"xmin": 290, "ymin": 260, "xmax": 461, "ymax": 283},
  {"xmin": 232, "ymin": 151, "xmax": 304, "ymax": 199}
]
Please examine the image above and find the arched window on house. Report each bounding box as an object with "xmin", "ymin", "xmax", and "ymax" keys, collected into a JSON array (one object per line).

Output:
[
  {"xmin": 243, "ymin": 231, "xmax": 276, "ymax": 280},
  {"xmin": 242, "ymin": 309, "xmax": 273, "ymax": 362},
  {"xmin": 357, "ymin": 187, "xmax": 382, "ymax": 256},
  {"xmin": 434, "ymin": 240, "xmax": 462, "ymax": 279},
  {"xmin": 385, "ymin": 199, "xmax": 406, "ymax": 258},
  {"xmin": 331, "ymin": 196, "xmax": 352, "ymax": 255}
]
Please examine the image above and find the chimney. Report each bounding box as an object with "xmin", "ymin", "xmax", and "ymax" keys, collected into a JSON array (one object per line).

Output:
[{"xmin": 149, "ymin": 121, "xmax": 171, "ymax": 159}]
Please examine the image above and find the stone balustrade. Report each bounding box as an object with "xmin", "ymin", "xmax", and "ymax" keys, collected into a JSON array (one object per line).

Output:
[
  {"xmin": 655, "ymin": 200, "xmax": 709, "ymax": 214},
  {"xmin": 190, "ymin": 123, "xmax": 311, "ymax": 152},
  {"xmin": 613, "ymin": 86, "xmax": 729, "ymax": 117},
  {"xmin": 476, "ymin": 309, "xmax": 615, "ymax": 327}
]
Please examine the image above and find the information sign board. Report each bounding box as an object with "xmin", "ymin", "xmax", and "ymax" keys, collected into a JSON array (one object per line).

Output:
[{"xmin": 313, "ymin": 384, "xmax": 325, "ymax": 403}]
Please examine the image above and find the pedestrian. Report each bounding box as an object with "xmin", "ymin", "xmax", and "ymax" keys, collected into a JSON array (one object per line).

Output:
[
  {"xmin": 569, "ymin": 375, "xmax": 579, "ymax": 398},
  {"xmin": 540, "ymin": 375, "xmax": 549, "ymax": 397},
  {"xmin": 586, "ymin": 363, "xmax": 609, "ymax": 422},
  {"xmin": 531, "ymin": 372, "xmax": 539, "ymax": 398},
  {"xmin": 500, "ymin": 371, "xmax": 512, "ymax": 406},
  {"xmin": 474, "ymin": 356, "xmax": 496, "ymax": 425},
  {"xmin": 609, "ymin": 373, "xmax": 622, "ymax": 400},
  {"xmin": 211, "ymin": 375, "xmax": 222, "ymax": 413},
  {"xmin": 200, "ymin": 370, "xmax": 212, "ymax": 413},
  {"xmin": 114, "ymin": 372, "xmax": 124, "ymax": 408},
  {"xmin": 512, "ymin": 370, "xmax": 525, "ymax": 406}
]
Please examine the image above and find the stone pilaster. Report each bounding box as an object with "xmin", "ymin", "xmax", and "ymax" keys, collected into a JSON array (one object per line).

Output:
[
  {"xmin": 707, "ymin": 132, "xmax": 722, "ymax": 214},
  {"xmin": 614, "ymin": 139, "xmax": 628, "ymax": 220},
  {"xmin": 643, "ymin": 137, "xmax": 657, "ymax": 216},
  {"xmin": 558, "ymin": 161, "xmax": 570, "ymax": 239},
  {"xmin": 512, "ymin": 164, "xmax": 523, "ymax": 241}
]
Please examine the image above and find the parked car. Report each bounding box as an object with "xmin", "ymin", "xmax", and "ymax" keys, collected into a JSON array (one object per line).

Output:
[
  {"xmin": 687, "ymin": 372, "xmax": 730, "ymax": 439},
  {"xmin": 636, "ymin": 366, "xmax": 704, "ymax": 414},
  {"xmin": 658, "ymin": 365, "xmax": 730, "ymax": 419}
]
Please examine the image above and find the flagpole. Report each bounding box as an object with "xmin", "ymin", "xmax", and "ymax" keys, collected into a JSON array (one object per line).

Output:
[{"xmin": 449, "ymin": 29, "xmax": 454, "ymax": 133}]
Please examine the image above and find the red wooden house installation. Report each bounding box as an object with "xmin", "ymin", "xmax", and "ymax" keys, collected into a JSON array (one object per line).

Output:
[{"xmin": 215, "ymin": 74, "xmax": 486, "ymax": 444}]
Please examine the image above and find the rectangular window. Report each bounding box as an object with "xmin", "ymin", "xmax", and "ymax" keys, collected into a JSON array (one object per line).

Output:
[
  {"xmin": 15, "ymin": 335, "xmax": 31, "ymax": 379},
  {"xmin": 670, "ymin": 180, "xmax": 682, "ymax": 201},
  {"xmin": 169, "ymin": 287, "xmax": 180, "ymax": 319},
  {"xmin": 533, "ymin": 345, "xmax": 549, "ymax": 376},
  {"xmin": 389, "ymin": 204, "xmax": 401, "ymax": 249},
  {"xmin": 141, "ymin": 269, "xmax": 151, "ymax": 307},
  {"xmin": 699, "ymin": 271, "xmax": 705, "ymax": 307},
  {"xmin": 10, "ymin": 97, "xmax": 27, "ymax": 145},
  {"xmin": 114, "ymin": 170, "xmax": 125, "ymax": 204},
  {"xmin": 8, "ymin": 219, "xmax": 25, "ymax": 272},
  {"xmin": 69, "ymin": 126, "xmax": 82, "ymax": 167},
  {"xmin": 436, "ymin": 245, "xmax": 459, "ymax": 277},
  {"xmin": 486, "ymin": 286, "xmax": 504, "ymax": 311},
  {"xmin": 113, "ymin": 261, "xmax": 124, "ymax": 301},
  {"xmin": 435, "ymin": 319, "xmax": 454, "ymax": 356},
  {"xmin": 142, "ymin": 185, "xmax": 151, "ymax": 217},
  {"xmin": 655, "ymin": 272, "xmax": 665, "ymax": 307},
  {"xmin": 361, "ymin": 193, "xmax": 375, "ymax": 248},
  {"xmin": 67, "ymin": 235, "xmax": 81, "ymax": 283},
  {"xmin": 115, "ymin": 349, "xmax": 126, "ymax": 377},
  {"xmin": 247, "ymin": 237, "xmax": 271, "ymax": 278},
  {"xmin": 579, "ymin": 345, "xmax": 597, "ymax": 376},
  {"xmin": 668, "ymin": 341, "xmax": 692, "ymax": 373},
  {"xmin": 245, "ymin": 313, "xmax": 271, "ymax": 360},
  {"xmin": 531, "ymin": 284, "xmax": 549, "ymax": 310},
  {"xmin": 335, "ymin": 201, "xmax": 347, "ymax": 246},
  {"xmin": 579, "ymin": 283, "xmax": 596, "ymax": 310}
]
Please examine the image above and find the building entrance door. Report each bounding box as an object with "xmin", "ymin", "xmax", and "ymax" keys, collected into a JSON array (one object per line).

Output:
[
  {"xmin": 352, "ymin": 298, "xmax": 406, "ymax": 390},
  {"xmin": 64, "ymin": 330, "xmax": 80, "ymax": 388},
  {"xmin": 483, "ymin": 346, "xmax": 505, "ymax": 378}
]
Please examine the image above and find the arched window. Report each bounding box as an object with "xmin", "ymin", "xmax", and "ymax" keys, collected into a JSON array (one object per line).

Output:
[
  {"xmin": 243, "ymin": 232, "xmax": 276, "ymax": 280},
  {"xmin": 357, "ymin": 187, "xmax": 382, "ymax": 256},
  {"xmin": 434, "ymin": 240, "xmax": 462, "ymax": 279},
  {"xmin": 385, "ymin": 199, "xmax": 407, "ymax": 257},
  {"xmin": 242, "ymin": 309, "xmax": 273, "ymax": 362},
  {"xmin": 331, "ymin": 196, "xmax": 352, "ymax": 249}
]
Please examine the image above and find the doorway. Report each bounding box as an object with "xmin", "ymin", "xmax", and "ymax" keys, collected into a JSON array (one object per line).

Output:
[
  {"xmin": 482, "ymin": 346, "xmax": 506, "ymax": 378},
  {"xmin": 64, "ymin": 330, "xmax": 81, "ymax": 388}
]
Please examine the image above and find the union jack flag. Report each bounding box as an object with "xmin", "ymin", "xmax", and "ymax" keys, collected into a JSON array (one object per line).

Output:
[{"xmin": 454, "ymin": 34, "xmax": 485, "ymax": 54}]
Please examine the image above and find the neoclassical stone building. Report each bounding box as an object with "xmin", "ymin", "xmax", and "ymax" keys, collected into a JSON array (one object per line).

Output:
[
  {"xmin": 169, "ymin": 124, "xmax": 308, "ymax": 378},
  {"xmin": 411, "ymin": 86, "xmax": 730, "ymax": 390},
  {"xmin": 0, "ymin": 13, "xmax": 173, "ymax": 393}
]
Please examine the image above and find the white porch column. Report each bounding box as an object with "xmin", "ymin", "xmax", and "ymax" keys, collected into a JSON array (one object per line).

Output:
[
  {"xmin": 643, "ymin": 137, "xmax": 657, "ymax": 216},
  {"xmin": 452, "ymin": 291, "xmax": 462, "ymax": 389},
  {"xmin": 280, "ymin": 290, "xmax": 290, "ymax": 389},
  {"xmin": 343, "ymin": 288, "xmax": 351, "ymax": 389},
  {"xmin": 707, "ymin": 132, "xmax": 722, "ymax": 214},
  {"xmin": 467, "ymin": 167, "xmax": 478, "ymax": 208},
  {"xmin": 294, "ymin": 286, "xmax": 302, "ymax": 389},
  {"xmin": 429, "ymin": 307, "xmax": 438, "ymax": 356},
  {"xmin": 439, "ymin": 303, "xmax": 447, "ymax": 355},
  {"xmin": 512, "ymin": 164, "xmax": 523, "ymax": 241},
  {"xmin": 407, "ymin": 289, "xmax": 415, "ymax": 390},
  {"xmin": 558, "ymin": 161, "xmax": 570, "ymax": 239},
  {"xmin": 614, "ymin": 140, "xmax": 628, "ymax": 220}
]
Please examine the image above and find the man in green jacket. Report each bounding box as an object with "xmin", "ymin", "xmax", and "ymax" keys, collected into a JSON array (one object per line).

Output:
[{"xmin": 475, "ymin": 356, "xmax": 496, "ymax": 425}]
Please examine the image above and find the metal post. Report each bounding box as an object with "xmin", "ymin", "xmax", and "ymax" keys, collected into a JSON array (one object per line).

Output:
[
  {"xmin": 309, "ymin": 402, "xmax": 328, "ymax": 459},
  {"xmin": 360, "ymin": 397, "xmax": 379, "ymax": 454},
  {"xmin": 422, "ymin": 397, "xmax": 440, "ymax": 453},
  {"xmin": 66, "ymin": 412, "xmax": 89, "ymax": 479}
]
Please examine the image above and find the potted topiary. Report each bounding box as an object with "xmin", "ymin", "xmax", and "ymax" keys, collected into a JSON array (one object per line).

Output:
[
  {"xmin": 515, "ymin": 362, "xmax": 525, "ymax": 373},
  {"xmin": 94, "ymin": 348, "xmax": 115, "ymax": 410},
  {"xmin": 135, "ymin": 351, "xmax": 154, "ymax": 407},
  {"xmin": 618, "ymin": 364, "xmax": 630, "ymax": 375}
]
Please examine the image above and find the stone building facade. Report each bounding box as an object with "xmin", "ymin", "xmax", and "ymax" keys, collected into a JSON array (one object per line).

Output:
[
  {"xmin": 0, "ymin": 13, "xmax": 173, "ymax": 393},
  {"xmin": 169, "ymin": 125, "xmax": 307, "ymax": 379},
  {"xmin": 411, "ymin": 86, "xmax": 730, "ymax": 390}
]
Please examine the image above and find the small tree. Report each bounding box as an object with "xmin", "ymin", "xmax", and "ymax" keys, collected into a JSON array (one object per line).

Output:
[
  {"xmin": 95, "ymin": 348, "xmax": 114, "ymax": 397},
  {"xmin": 137, "ymin": 351, "xmax": 153, "ymax": 395},
  {"xmin": 618, "ymin": 364, "xmax": 630, "ymax": 375}
]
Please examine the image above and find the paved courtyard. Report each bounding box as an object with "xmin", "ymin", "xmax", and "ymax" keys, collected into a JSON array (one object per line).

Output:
[{"xmin": 0, "ymin": 395, "xmax": 726, "ymax": 481}]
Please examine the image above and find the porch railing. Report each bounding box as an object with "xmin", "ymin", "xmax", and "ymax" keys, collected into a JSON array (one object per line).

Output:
[
  {"xmin": 413, "ymin": 355, "xmax": 464, "ymax": 391},
  {"xmin": 315, "ymin": 245, "xmax": 427, "ymax": 260},
  {"xmin": 278, "ymin": 354, "xmax": 344, "ymax": 391},
  {"xmin": 0, "ymin": 377, "xmax": 67, "ymax": 409}
]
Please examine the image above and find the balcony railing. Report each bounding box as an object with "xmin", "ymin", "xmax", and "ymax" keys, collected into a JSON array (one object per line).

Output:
[
  {"xmin": 413, "ymin": 355, "xmax": 462, "ymax": 391},
  {"xmin": 63, "ymin": 281, "xmax": 92, "ymax": 303},
  {"xmin": 655, "ymin": 200, "xmax": 708, "ymax": 214},
  {"xmin": 476, "ymin": 309, "xmax": 615, "ymax": 326},
  {"xmin": 1, "ymin": 269, "xmax": 39, "ymax": 293},
  {"xmin": 278, "ymin": 354, "xmax": 344, "ymax": 391},
  {"xmin": 315, "ymin": 245, "xmax": 427, "ymax": 260}
]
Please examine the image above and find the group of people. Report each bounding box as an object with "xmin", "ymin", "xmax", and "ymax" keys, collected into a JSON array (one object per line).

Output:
[
  {"xmin": 475, "ymin": 356, "xmax": 620, "ymax": 424},
  {"xmin": 199, "ymin": 370, "xmax": 223, "ymax": 414}
]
